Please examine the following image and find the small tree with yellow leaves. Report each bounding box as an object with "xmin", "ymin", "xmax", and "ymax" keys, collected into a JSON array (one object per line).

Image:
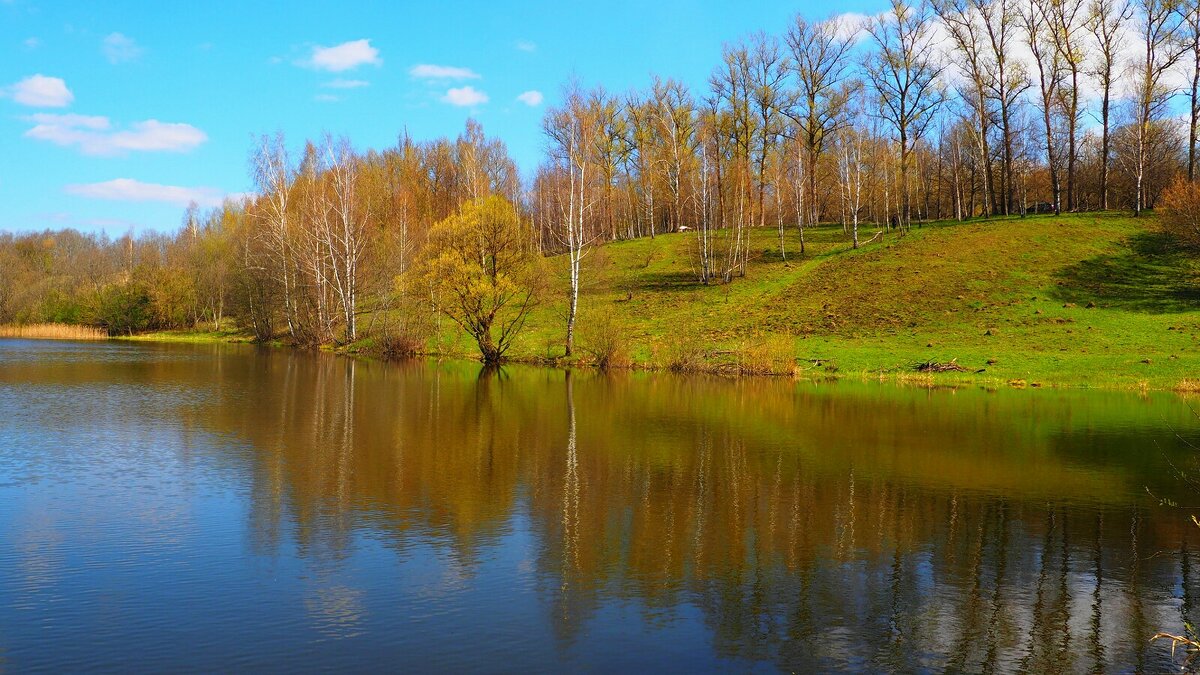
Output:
[{"xmin": 423, "ymin": 195, "xmax": 541, "ymax": 364}]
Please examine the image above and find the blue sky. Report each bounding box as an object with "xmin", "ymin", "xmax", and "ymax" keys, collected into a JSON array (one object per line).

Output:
[{"xmin": 0, "ymin": 0, "xmax": 883, "ymax": 235}]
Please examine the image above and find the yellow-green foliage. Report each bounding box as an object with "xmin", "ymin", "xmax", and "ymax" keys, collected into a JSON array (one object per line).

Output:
[{"xmin": 421, "ymin": 195, "xmax": 545, "ymax": 362}]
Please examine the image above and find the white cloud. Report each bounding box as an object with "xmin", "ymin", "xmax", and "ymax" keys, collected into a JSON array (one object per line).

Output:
[
  {"xmin": 102, "ymin": 32, "xmax": 142, "ymax": 64},
  {"xmin": 7, "ymin": 75, "xmax": 73, "ymax": 107},
  {"xmin": 442, "ymin": 86, "xmax": 488, "ymax": 107},
  {"xmin": 516, "ymin": 90, "xmax": 543, "ymax": 106},
  {"xmin": 410, "ymin": 64, "xmax": 481, "ymax": 80},
  {"xmin": 314, "ymin": 94, "xmax": 340, "ymax": 103},
  {"xmin": 24, "ymin": 114, "xmax": 207, "ymax": 155},
  {"xmin": 27, "ymin": 113, "xmax": 107, "ymax": 129},
  {"xmin": 322, "ymin": 78, "xmax": 369, "ymax": 89},
  {"xmin": 23, "ymin": 37, "xmax": 40, "ymax": 49},
  {"xmin": 515, "ymin": 40, "xmax": 537, "ymax": 53},
  {"xmin": 65, "ymin": 179, "xmax": 226, "ymax": 207},
  {"xmin": 830, "ymin": 13, "xmax": 871, "ymax": 43},
  {"xmin": 304, "ymin": 39, "xmax": 380, "ymax": 72}
]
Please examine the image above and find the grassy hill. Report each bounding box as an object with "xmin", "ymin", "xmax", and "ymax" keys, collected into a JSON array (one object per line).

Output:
[
  {"xmin": 456, "ymin": 212, "xmax": 1200, "ymax": 391},
  {"xmin": 137, "ymin": 211, "xmax": 1200, "ymax": 390}
]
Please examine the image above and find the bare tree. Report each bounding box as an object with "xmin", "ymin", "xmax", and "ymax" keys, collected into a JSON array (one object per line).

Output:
[
  {"xmin": 1131, "ymin": 0, "xmax": 1187, "ymax": 215},
  {"xmin": 748, "ymin": 33, "xmax": 790, "ymax": 232},
  {"xmin": 250, "ymin": 132, "xmax": 297, "ymax": 339},
  {"xmin": 649, "ymin": 77, "xmax": 699, "ymax": 236},
  {"xmin": 864, "ymin": 0, "xmax": 947, "ymax": 229},
  {"xmin": 1087, "ymin": 0, "xmax": 1135, "ymax": 207},
  {"xmin": 1023, "ymin": 0, "xmax": 1066, "ymax": 214},
  {"xmin": 322, "ymin": 136, "xmax": 369, "ymax": 343},
  {"xmin": 979, "ymin": 0, "xmax": 1031, "ymax": 214},
  {"xmin": 1040, "ymin": 0, "xmax": 1088, "ymax": 210},
  {"xmin": 1184, "ymin": 0, "xmax": 1200, "ymax": 180},
  {"xmin": 710, "ymin": 42, "xmax": 757, "ymax": 278},
  {"xmin": 786, "ymin": 14, "xmax": 857, "ymax": 230},
  {"xmin": 544, "ymin": 86, "xmax": 600, "ymax": 357},
  {"xmin": 934, "ymin": 0, "xmax": 998, "ymax": 216}
]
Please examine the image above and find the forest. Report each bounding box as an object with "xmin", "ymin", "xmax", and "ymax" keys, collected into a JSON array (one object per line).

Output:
[{"xmin": 4, "ymin": 0, "xmax": 1200, "ymax": 364}]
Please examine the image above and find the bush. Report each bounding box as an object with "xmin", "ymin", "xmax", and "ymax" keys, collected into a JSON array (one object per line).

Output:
[
  {"xmin": 1160, "ymin": 178, "xmax": 1200, "ymax": 249},
  {"xmin": 664, "ymin": 339, "xmax": 706, "ymax": 373},
  {"xmin": 371, "ymin": 325, "xmax": 427, "ymax": 361},
  {"xmin": 93, "ymin": 282, "xmax": 152, "ymax": 336},
  {"xmin": 579, "ymin": 313, "xmax": 630, "ymax": 370},
  {"xmin": 733, "ymin": 336, "xmax": 796, "ymax": 376}
]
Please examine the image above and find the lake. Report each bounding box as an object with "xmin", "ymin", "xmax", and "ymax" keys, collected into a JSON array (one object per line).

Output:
[{"xmin": 1, "ymin": 338, "xmax": 1199, "ymax": 672}]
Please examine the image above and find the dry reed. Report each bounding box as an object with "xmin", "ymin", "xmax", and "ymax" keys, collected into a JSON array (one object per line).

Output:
[{"xmin": 0, "ymin": 323, "xmax": 108, "ymax": 340}]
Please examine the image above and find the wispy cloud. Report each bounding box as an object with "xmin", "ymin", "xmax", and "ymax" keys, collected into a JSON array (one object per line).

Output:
[
  {"xmin": 410, "ymin": 64, "xmax": 480, "ymax": 80},
  {"xmin": 24, "ymin": 114, "xmax": 207, "ymax": 155},
  {"xmin": 442, "ymin": 86, "xmax": 488, "ymax": 107},
  {"xmin": 829, "ymin": 13, "xmax": 871, "ymax": 43},
  {"xmin": 515, "ymin": 40, "xmax": 536, "ymax": 53},
  {"xmin": 314, "ymin": 94, "xmax": 340, "ymax": 103},
  {"xmin": 23, "ymin": 37, "xmax": 39, "ymax": 49},
  {"xmin": 65, "ymin": 179, "xmax": 227, "ymax": 207},
  {"xmin": 6, "ymin": 75, "xmax": 73, "ymax": 107},
  {"xmin": 516, "ymin": 90, "xmax": 543, "ymax": 107},
  {"xmin": 322, "ymin": 78, "xmax": 369, "ymax": 89},
  {"xmin": 102, "ymin": 32, "xmax": 142, "ymax": 64},
  {"xmin": 303, "ymin": 39, "xmax": 380, "ymax": 72}
]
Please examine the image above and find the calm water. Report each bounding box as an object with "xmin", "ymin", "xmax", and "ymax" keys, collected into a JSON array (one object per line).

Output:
[{"xmin": 2, "ymin": 339, "xmax": 1200, "ymax": 672}]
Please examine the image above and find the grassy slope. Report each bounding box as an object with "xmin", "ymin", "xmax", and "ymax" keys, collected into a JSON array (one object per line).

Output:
[
  {"xmin": 496, "ymin": 212, "xmax": 1200, "ymax": 390},
  {"xmin": 137, "ymin": 212, "xmax": 1200, "ymax": 390}
]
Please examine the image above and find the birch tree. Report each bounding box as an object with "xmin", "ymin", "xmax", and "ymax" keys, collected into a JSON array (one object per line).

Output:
[
  {"xmin": 543, "ymin": 88, "xmax": 600, "ymax": 357},
  {"xmin": 1130, "ymin": 0, "xmax": 1186, "ymax": 215},
  {"xmin": 250, "ymin": 132, "xmax": 297, "ymax": 339},
  {"xmin": 323, "ymin": 136, "xmax": 369, "ymax": 343}
]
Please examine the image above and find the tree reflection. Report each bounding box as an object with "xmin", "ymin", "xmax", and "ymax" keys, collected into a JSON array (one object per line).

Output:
[{"xmin": 168, "ymin": 351, "xmax": 1200, "ymax": 672}]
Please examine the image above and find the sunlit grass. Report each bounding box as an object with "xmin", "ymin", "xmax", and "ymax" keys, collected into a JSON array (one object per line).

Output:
[
  {"xmin": 492, "ymin": 212, "xmax": 1200, "ymax": 390},
  {"xmin": 119, "ymin": 328, "xmax": 258, "ymax": 344}
]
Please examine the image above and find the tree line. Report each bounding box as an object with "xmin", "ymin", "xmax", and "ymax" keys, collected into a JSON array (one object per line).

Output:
[{"xmin": 5, "ymin": 0, "xmax": 1200, "ymax": 361}]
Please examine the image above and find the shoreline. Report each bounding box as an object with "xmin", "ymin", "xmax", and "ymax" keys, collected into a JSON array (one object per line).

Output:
[{"xmin": 85, "ymin": 328, "xmax": 1200, "ymax": 394}]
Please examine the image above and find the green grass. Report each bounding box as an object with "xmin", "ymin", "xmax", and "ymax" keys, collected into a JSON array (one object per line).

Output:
[
  {"xmin": 495, "ymin": 212, "xmax": 1200, "ymax": 391},
  {"xmin": 119, "ymin": 327, "xmax": 262, "ymax": 345},
  {"xmin": 141, "ymin": 212, "xmax": 1200, "ymax": 391}
]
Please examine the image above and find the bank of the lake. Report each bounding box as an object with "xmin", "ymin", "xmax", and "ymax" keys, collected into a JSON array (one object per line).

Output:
[{"xmin": 119, "ymin": 212, "xmax": 1200, "ymax": 392}]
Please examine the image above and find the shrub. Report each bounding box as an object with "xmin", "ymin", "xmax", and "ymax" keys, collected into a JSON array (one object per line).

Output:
[
  {"xmin": 733, "ymin": 336, "xmax": 796, "ymax": 376},
  {"xmin": 1160, "ymin": 177, "xmax": 1200, "ymax": 249},
  {"xmin": 93, "ymin": 282, "xmax": 152, "ymax": 336},
  {"xmin": 368, "ymin": 315, "xmax": 431, "ymax": 361},
  {"xmin": 580, "ymin": 313, "xmax": 630, "ymax": 370},
  {"xmin": 373, "ymin": 329, "xmax": 425, "ymax": 360},
  {"xmin": 664, "ymin": 339, "xmax": 706, "ymax": 373}
]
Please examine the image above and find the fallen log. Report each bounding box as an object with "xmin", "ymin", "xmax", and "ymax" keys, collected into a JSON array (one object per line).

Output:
[{"xmin": 915, "ymin": 358, "xmax": 968, "ymax": 373}]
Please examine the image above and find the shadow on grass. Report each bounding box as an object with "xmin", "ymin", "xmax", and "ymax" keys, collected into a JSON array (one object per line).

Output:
[
  {"xmin": 1052, "ymin": 232, "xmax": 1200, "ymax": 313},
  {"xmin": 635, "ymin": 270, "xmax": 701, "ymax": 292}
]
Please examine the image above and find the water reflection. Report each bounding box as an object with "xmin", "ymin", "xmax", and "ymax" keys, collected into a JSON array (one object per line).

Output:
[{"xmin": 2, "ymin": 340, "xmax": 1200, "ymax": 671}]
